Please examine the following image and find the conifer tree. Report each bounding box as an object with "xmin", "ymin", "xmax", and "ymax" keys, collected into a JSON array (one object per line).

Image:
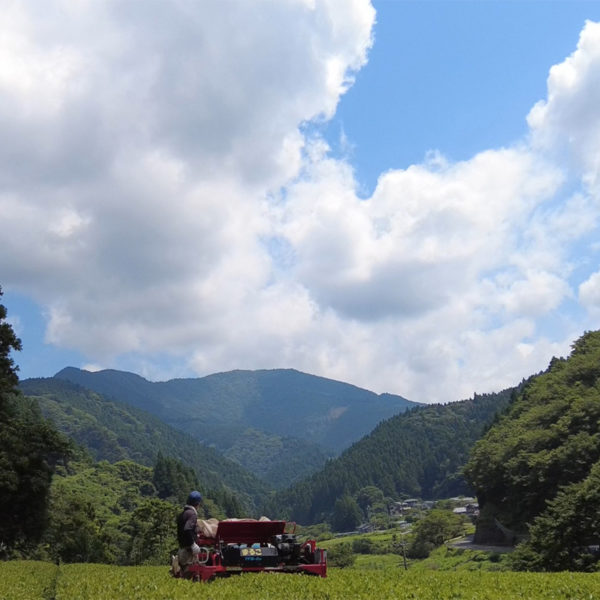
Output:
[
  {"xmin": 0, "ymin": 286, "xmax": 71, "ymax": 552},
  {"xmin": 0, "ymin": 285, "xmax": 21, "ymax": 399}
]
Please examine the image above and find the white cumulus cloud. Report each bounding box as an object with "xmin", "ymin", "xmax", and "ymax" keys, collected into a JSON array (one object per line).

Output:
[
  {"xmin": 2, "ymin": 3, "xmax": 600, "ymax": 403},
  {"xmin": 528, "ymin": 20, "xmax": 600, "ymax": 188},
  {"xmin": 579, "ymin": 271, "xmax": 600, "ymax": 314}
]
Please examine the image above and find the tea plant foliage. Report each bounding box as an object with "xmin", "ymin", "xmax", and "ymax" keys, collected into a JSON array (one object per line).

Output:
[{"xmin": 4, "ymin": 561, "xmax": 600, "ymax": 600}]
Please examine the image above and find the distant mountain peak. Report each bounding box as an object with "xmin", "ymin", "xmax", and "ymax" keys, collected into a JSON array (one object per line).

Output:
[
  {"xmin": 53, "ymin": 366, "xmax": 418, "ymax": 454},
  {"xmin": 55, "ymin": 366, "xmax": 150, "ymax": 381}
]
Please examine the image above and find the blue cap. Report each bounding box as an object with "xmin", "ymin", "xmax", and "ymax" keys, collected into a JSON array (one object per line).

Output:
[{"xmin": 187, "ymin": 490, "xmax": 202, "ymax": 505}]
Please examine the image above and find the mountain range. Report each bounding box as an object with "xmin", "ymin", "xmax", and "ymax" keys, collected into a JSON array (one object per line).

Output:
[
  {"xmin": 20, "ymin": 366, "xmax": 516, "ymax": 525},
  {"xmin": 51, "ymin": 366, "xmax": 418, "ymax": 487},
  {"xmin": 11, "ymin": 328, "xmax": 600, "ymax": 572},
  {"xmin": 19, "ymin": 377, "xmax": 268, "ymax": 505},
  {"xmin": 267, "ymin": 387, "xmax": 515, "ymax": 523}
]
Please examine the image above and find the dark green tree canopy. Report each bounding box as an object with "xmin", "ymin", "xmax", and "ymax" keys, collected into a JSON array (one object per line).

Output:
[
  {"xmin": 0, "ymin": 285, "xmax": 22, "ymax": 398},
  {"xmin": 266, "ymin": 387, "xmax": 513, "ymax": 524},
  {"xmin": 510, "ymin": 459, "xmax": 600, "ymax": 572},
  {"xmin": 330, "ymin": 495, "xmax": 362, "ymax": 532},
  {"xmin": 464, "ymin": 330, "xmax": 600, "ymax": 570},
  {"xmin": 407, "ymin": 508, "xmax": 464, "ymax": 559},
  {"xmin": 0, "ymin": 285, "xmax": 72, "ymax": 551},
  {"xmin": 153, "ymin": 452, "xmax": 199, "ymax": 503}
]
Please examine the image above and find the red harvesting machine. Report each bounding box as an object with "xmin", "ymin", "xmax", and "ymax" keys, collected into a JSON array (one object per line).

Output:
[{"xmin": 179, "ymin": 519, "xmax": 327, "ymax": 582}]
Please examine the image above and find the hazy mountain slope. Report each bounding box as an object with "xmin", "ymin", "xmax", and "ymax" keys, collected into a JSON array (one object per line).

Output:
[
  {"xmin": 54, "ymin": 367, "xmax": 419, "ymax": 485},
  {"xmin": 222, "ymin": 428, "xmax": 331, "ymax": 489},
  {"xmin": 268, "ymin": 388, "xmax": 515, "ymax": 524},
  {"xmin": 20, "ymin": 377, "xmax": 269, "ymax": 505}
]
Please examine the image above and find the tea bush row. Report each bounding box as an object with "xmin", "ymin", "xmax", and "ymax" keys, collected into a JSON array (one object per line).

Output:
[
  {"xmin": 3, "ymin": 562, "xmax": 600, "ymax": 600},
  {"xmin": 0, "ymin": 561, "xmax": 58, "ymax": 600}
]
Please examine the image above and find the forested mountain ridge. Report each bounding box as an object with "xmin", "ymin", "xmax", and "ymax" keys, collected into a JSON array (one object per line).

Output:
[
  {"xmin": 464, "ymin": 330, "xmax": 600, "ymax": 571},
  {"xmin": 7, "ymin": 278, "xmax": 600, "ymax": 570},
  {"xmin": 266, "ymin": 387, "xmax": 515, "ymax": 525},
  {"xmin": 54, "ymin": 366, "xmax": 419, "ymax": 485},
  {"xmin": 20, "ymin": 377, "xmax": 269, "ymax": 505}
]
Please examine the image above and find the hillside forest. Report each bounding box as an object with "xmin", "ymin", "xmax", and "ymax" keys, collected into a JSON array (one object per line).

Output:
[
  {"xmin": 2, "ymin": 284, "xmax": 600, "ymax": 571},
  {"xmin": 52, "ymin": 365, "xmax": 417, "ymax": 488},
  {"xmin": 464, "ymin": 330, "xmax": 600, "ymax": 570}
]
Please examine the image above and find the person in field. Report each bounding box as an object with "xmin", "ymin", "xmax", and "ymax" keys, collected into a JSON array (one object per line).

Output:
[{"xmin": 174, "ymin": 490, "xmax": 203, "ymax": 577}]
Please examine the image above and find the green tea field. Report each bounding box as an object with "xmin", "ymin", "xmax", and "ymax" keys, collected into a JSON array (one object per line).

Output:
[{"xmin": 2, "ymin": 561, "xmax": 600, "ymax": 600}]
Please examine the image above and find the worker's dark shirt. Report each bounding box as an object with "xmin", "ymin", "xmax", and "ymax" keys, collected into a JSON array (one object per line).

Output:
[{"xmin": 177, "ymin": 505, "xmax": 198, "ymax": 548}]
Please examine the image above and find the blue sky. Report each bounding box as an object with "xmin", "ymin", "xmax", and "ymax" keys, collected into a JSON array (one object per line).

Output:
[
  {"xmin": 326, "ymin": 1, "xmax": 600, "ymax": 190},
  {"xmin": 2, "ymin": 1, "xmax": 600, "ymax": 403}
]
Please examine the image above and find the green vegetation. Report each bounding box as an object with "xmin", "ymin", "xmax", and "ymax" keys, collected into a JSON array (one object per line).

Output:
[
  {"xmin": 54, "ymin": 366, "xmax": 417, "ymax": 487},
  {"xmin": 410, "ymin": 546, "xmax": 511, "ymax": 572},
  {"xmin": 0, "ymin": 285, "xmax": 22, "ymax": 395},
  {"xmin": 407, "ymin": 509, "xmax": 465, "ymax": 558},
  {"xmin": 35, "ymin": 454, "xmax": 242, "ymax": 565},
  {"xmin": 41, "ymin": 459, "xmax": 176, "ymax": 564},
  {"xmin": 353, "ymin": 553, "xmax": 404, "ymax": 570},
  {"xmin": 6, "ymin": 279, "xmax": 600, "ymax": 577},
  {"xmin": 510, "ymin": 460, "xmax": 600, "ymax": 571},
  {"xmin": 268, "ymin": 389, "xmax": 513, "ymax": 525},
  {"xmin": 223, "ymin": 428, "xmax": 331, "ymax": 489},
  {"xmin": 327, "ymin": 542, "xmax": 357, "ymax": 568},
  {"xmin": 331, "ymin": 495, "xmax": 362, "ymax": 532},
  {"xmin": 0, "ymin": 287, "xmax": 72, "ymax": 555},
  {"xmin": 3, "ymin": 561, "xmax": 600, "ymax": 600},
  {"xmin": 0, "ymin": 284, "xmax": 251, "ymax": 565},
  {"xmin": 319, "ymin": 508, "xmax": 472, "ymax": 566},
  {"xmin": 20, "ymin": 377, "xmax": 268, "ymax": 506},
  {"xmin": 464, "ymin": 330, "xmax": 600, "ymax": 571},
  {"xmin": 320, "ymin": 528, "xmax": 404, "ymax": 552},
  {"xmin": 0, "ymin": 561, "xmax": 59, "ymax": 600},
  {"xmin": 295, "ymin": 522, "xmax": 332, "ymax": 542}
]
